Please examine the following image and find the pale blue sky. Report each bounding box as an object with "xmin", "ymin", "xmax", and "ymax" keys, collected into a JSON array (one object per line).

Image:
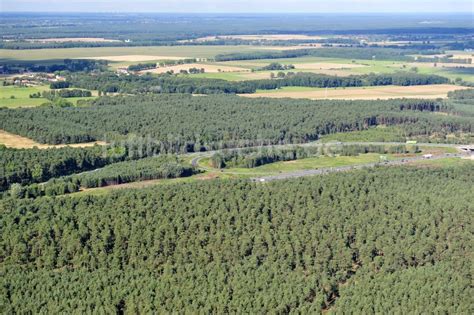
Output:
[{"xmin": 1, "ymin": 0, "xmax": 472, "ymax": 13}]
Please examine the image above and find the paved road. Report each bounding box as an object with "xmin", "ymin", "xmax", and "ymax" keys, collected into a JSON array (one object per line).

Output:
[{"xmin": 250, "ymin": 153, "xmax": 467, "ymax": 182}]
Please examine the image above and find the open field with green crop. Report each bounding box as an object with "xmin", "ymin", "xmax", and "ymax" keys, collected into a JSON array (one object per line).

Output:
[
  {"xmin": 0, "ymin": 84, "xmax": 96, "ymax": 108},
  {"xmin": 0, "ymin": 85, "xmax": 49, "ymax": 107}
]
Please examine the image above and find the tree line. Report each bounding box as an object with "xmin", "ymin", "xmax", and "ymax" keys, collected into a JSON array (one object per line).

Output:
[
  {"xmin": 62, "ymin": 71, "xmax": 449, "ymax": 96},
  {"xmin": 0, "ymin": 145, "xmax": 127, "ymax": 192},
  {"xmin": 41, "ymin": 89, "xmax": 92, "ymax": 100},
  {"xmin": 0, "ymin": 59, "xmax": 107, "ymax": 75},
  {"xmin": 127, "ymin": 63, "xmax": 157, "ymax": 71},
  {"xmin": 7, "ymin": 155, "xmax": 196, "ymax": 198},
  {"xmin": 214, "ymin": 47, "xmax": 437, "ymax": 62}
]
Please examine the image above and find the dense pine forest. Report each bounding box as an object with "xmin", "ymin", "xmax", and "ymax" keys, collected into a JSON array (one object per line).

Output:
[
  {"xmin": 1, "ymin": 166, "xmax": 472, "ymax": 313},
  {"xmin": 1, "ymin": 10, "xmax": 473, "ymax": 314},
  {"xmin": 1, "ymin": 95, "xmax": 470, "ymax": 146}
]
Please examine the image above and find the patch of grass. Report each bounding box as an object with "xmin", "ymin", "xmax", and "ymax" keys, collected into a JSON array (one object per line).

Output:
[
  {"xmin": 0, "ymin": 85, "xmax": 49, "ymax": 108},
  {"xmin": 0, "ymin": 84, "xmax": 96, "ymax": 108},
  {"xmin": 321, "ymin": 126, "xmax": 407, "ymax": 143}
]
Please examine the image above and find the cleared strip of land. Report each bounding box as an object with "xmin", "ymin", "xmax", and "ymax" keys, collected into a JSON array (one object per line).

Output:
[
  {"xmin": 0, "ymin": 130, "xmax": 105, "ymax": 149},
  {"xmin": 240, "ymin": 84, "xmax": 470, "ymax": 100}
]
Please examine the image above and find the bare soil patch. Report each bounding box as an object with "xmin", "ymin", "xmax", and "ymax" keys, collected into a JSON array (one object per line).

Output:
[
  {"xmin": 240, "ymin": 85, "xmax": 470, "ymax": 101},
  {"xmin": 0, "ymin": 130, "xmax": 105, "ymax": 149}
]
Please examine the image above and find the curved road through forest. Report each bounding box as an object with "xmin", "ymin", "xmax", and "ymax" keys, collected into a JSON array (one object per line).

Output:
[{"xmin": 188, "ymin": 141, "xmax": 470, "ymax": 182}]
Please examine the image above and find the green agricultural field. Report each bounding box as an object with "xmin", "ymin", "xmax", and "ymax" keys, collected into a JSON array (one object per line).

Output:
[
  {"xmin": 0, "ymin": 84, "xmax": 96, "ymax": 108},
  {"xmin": 0, "ymin": 85, "xmax": 49, "ymax": 107}
]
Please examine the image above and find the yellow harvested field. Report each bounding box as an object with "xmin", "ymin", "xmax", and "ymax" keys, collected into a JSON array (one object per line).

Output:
[
  {"xmin": 88, "ymin": 55, "xmax": 188, "ymax": 62},
  {"xmin": 240, "ymin": 85, "xmax": 470, "ymax": 101},
  {"xmin": 26, "ymin": 37, "xmax": 121, "ymax": 43},
  {"xmin": 0, "ymin": 130, "xmax": 106, "ymax": 149},
  {"xmin": 141, "ymin": 63, "xmax": 249, "ymax": 74}
]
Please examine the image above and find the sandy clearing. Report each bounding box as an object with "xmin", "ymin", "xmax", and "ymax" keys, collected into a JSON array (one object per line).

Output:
[
  {"xmin": 0, "ymin": 130, "xmax": 106, "ymax": 149},
  {"xmin": 240, "ymin": 85, "xmax": 470, "ymax": 101},
  {"xmin": 26, "ymin": 37, "xmax": 121, "ymax": 43},
  {"xmin": 141, "ymin": 63, "xmax": 249, "ymax": 74},
  {"xmin": 88, "ymin": 55, "xmax": 188, "ymax": 62}
]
